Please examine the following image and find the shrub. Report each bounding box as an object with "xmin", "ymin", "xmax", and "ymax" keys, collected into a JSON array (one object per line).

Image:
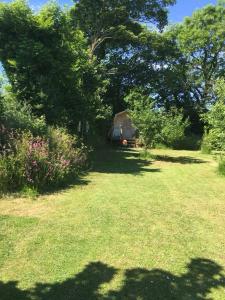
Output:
[
  {"xmin": 201, "ymin": 137, "xmax": 212, "ymax": 154},
  {"xmin": 0, "ymin": 88, "xmax": 46, "ymax": 135},
  {"xmin": 125, "ymin": 89, "xmax": 189, "ymax": 148},
  {"xmin": 21, "ymin": 186, "xmax": 39, "ymax": 198},
  {"xmin": 201, "ymin": 129, "xmax": 225, "ymax": 153},
  {"xmin": 139, "ymin": 149, "xmax": 155, "ymax": 161},
  {"xmin": 202, "ymin": 78, "xmax": 225, "ymax": 153},
  {"xmin": 218, "ymin": 157, "xmax": 225, "ymax": 176},
  {"xmin": 0, "ymin": 127, "xmax": 88, "ymax": 194},
  {"xmin": 160, "ymin": 109, "xmax": 190, "ymax": 148},
  {"xmin": 174, "ymin": 134, "xmax": 201, "ymax": 151}
]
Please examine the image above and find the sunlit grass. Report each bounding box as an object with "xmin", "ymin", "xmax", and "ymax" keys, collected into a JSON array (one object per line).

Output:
[{"xmin": 0, "ymin": 148, "xmax": 225, "ymax": 299}]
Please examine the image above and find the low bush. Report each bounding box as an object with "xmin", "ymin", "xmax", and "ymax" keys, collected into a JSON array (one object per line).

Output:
[
  {"xmin": 0, "ymin": 127, "xmax": 88, "ymax": 194},
  {"xmin": 202, "ymin": 79, "xmax": 225, "ymax": 154},
  {"xmin": 201, "ymin": 141, "xmax": 212, "ymax": 154},
  {"xmin": 160, "ymin": 110, "xmax": 190, "ymax": 149},
  {"xmin": 218, "ymin": 157, "xmax": 225, "ymax": 176},
  {"xmin": 0, "ymin": 88, "xmax": 47, "ymax": 135},
  {"xmin": 201, "ymin": 129, "xmax": 225, "ymax": 153},
  {"xmin": 201, "ymin": 134, "xmax": 213, "ymax": 154},
  {"xmin": 125, "ymin": 89, "xmax": 190, "ymax": 149},
  {"xmin": 173, "ymin": 134, "xmax": 201, "ymax": 150},
  {"xmin": 139, "ymin": 149, "xmax": 155, "ymax": 161}
]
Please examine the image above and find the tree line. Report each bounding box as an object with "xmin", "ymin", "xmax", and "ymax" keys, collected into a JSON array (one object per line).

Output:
[
  {"xmin": 0, "ymin": 0, "xmax": 225, "ymax": 193},
  {"xmin": 0, "ymin": 0, "xmax": 224, "ymax": 135}
]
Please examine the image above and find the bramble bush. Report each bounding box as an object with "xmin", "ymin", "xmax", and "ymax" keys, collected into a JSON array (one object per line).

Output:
[{"xmin": 0, "ymin": 127, "xmax": 88, "ymax": 194}]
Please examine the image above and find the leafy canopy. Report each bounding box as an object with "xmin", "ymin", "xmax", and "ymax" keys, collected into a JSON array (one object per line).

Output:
[
  {"xmin": 202, "ymin": 79, "xmax": 225, "ymax": 151},
  {"xmin": 125, "ymin": 88, "xmax": 189, "ymax": 148},
  {"xmin": 0, "ymin": 0, "xmax": 107, "ymax": 130},
  {"xmin": 71, "ymin": 0, "xmax": 176, "ymax": 55}
]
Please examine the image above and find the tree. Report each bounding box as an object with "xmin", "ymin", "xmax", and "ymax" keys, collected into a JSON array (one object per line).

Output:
[
  {"xmin": 202, "ymin": 78, "xmax": 225, "ymax": 151},
  {"xmin": 125, "ymin": 88, "xmax": 161, "ymax": 148},
  {"xmin": 0, "ymin": 0, "xmax": 107, "ymax": 131},
  {"xmin": 125, "ymin": 88, "xmax": 189, "ymax": 148},
  {"xmin": 176, "ymin": 4, "xmax": 225, "ymax": 109},
  {"xmin": 125, "ymin": 3, "xmax": 225, "ymax": 134},
  {"xmin": 71, "ymin": 0, "xmax": 176, "ymax": 57}
]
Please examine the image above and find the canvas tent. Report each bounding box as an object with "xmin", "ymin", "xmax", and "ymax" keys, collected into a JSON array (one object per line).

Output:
[{"xmin": 110, "ymin": 111, "xmax": 136, "ymax": 141}]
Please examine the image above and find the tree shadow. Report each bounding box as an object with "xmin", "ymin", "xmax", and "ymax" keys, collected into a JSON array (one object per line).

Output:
[
  {"xmin": 1, "ymin": 258, "xmax": 225, "ymax": 300},
  {"xmin": 39, "ymin": 175, "xmax": 90, "ymax": 196},
  {"xmin": 0, "ymin": 176, "xmax": 91, "ymax": 200},
  {"xmin": 108, "ymin": 258, "xmax": 225, "ymax": 300},
  {"xmin": 91, "ymin": 148, "xmax": 160, "ymax": 175},
  {"xmin": 153, "ymin": 154, "xmax": 207, "ymax": 164},
  {"xmin": 0, "ymin": 281, "xmax": 28, "ymax": 300}
]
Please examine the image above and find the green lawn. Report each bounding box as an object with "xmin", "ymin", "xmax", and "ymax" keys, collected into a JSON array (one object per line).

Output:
[{"xmin": 1, "ymin": 148, "xmax": 225, "ymax": 299}]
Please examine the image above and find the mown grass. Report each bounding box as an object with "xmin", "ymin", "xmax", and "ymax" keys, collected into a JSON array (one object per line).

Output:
[{"xmin": 0, "ymin": 148, "xmax": 225, "ymax": 299}]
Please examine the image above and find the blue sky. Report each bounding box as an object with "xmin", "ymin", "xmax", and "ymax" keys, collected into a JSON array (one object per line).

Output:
[
  {"xmin": 0, "ymin": 0, "xmax": 218, "ymax": 74},
  {"xmin": 169, "ymin": 0, "xmax": 217, "ymax": 23},
  {"xmin": 1, "ymin": 0, "xmax": 218, "ymax": 23}
]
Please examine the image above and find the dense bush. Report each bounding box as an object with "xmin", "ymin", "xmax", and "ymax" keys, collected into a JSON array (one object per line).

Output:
[
  {"xmin": 0, "ymin": 83, "xmax": 47, "ymax": 135},
  {"xmin": 160, "ymin": 109, "xmax": 190, "ymax": 148},
  {"xmin": 218, "ymin": 158, "xmax": 225, "ymax": 177},
  {"xmin": 172, "ymin": 134, "xmax": 201, "ymax": 151},
  {"xmin": 0, "ymin": 80, "xmax": 88, "ymax": 195},
  {"xmin": 202, "ymin": 79, "xmax": 225, "ymax": 153},
  {"xmin": 0, "ymin": 1, "xmax": 108, "ymax": 131},
  {"xmin": 0, "ymin": 127, "xmax": 87, "ymax": 194},
  {"xmin": 125, "ymin": 89, "xmax": 189, "ymax": 148}
]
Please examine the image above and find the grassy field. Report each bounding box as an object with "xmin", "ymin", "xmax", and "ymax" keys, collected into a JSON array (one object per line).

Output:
[{"xmin": 0, "ymin": 147, "xmax": 225, "ymax": 299}]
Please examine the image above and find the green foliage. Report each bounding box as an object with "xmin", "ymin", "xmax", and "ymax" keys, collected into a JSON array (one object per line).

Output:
[
  {"xmin": 202, "ymin": 78, "xmax": 225, "ymax": 152},
  {"xmin": 218, "ymin": 157, "xmax": 225, "ymax": 176},
  {"xmin": 174, "ymin": 135, "xmax": 201, "ymax": 151},
  {"xmin": 72, "ymin": 0, "xmax": 175, "ymax": 55},
  {"xmin": 0, "ymin": 0, "xmax": 108, "ymax": 131},
  {"xmin": 20, "ymin": 186, "xmax": 39, "ymax": 198},
  {"xmin": 160, "ymin": 109, "xmax": 190, "ymax": 148},
  {"xmin": 176, "ymin": 4, "xmax": 225, "ymax": 108},
  {"xmin": 125, "ymin": 89, "xmax": 162, "ymax": 148},
  {"xmin": 101, "ymin": 2, "xmax": 225, "ymax": 134},
  {"xmin": 0, "ymin": 86, "xmax": 46, "ymax": 135},
  {"xmin": 1, "ymin": 0, "xmax": 224, "ymax": 140},
  {"xmin": 125, "ymin": 89, "xmax": 189, "ymax": 148},
  {"xmin": 0, "ymin": 127, "xmax": 88, "ymax": 193},
  {"xmin": 201, "ymin": 141, "xmax": 212, "ymax": 154},
  {"xmin": 139, "ymin": 149, "xmax": 155, "ymax": 160}
]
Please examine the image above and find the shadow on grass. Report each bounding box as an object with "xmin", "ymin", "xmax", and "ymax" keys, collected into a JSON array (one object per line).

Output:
[
  {"xmin": 41, "ymin": 147, "xmax": 158, "ymax": 194},
  {"xmin": 1, "ymin": 258, "xmax": 225, "ymax": 300},
  {"xmin": 39, "ymin": 175, "xmax": 90, "ymax": 196},
  {"xmin": 153, "ymin": 154, "xmax": 207, "ymax": 164},
  {"xmin": 91, "ymin": 147, "xmax": 160, "ymax": 175},
  {"xmin": 0, "ymin": 176, "xmax": 90, "ymax": 200},
  {"xmin": 0, "ymin": 147, "xmax": 159, "ymax": 199}
]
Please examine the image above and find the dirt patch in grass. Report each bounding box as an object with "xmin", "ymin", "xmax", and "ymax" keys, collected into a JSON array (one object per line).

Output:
[{"xmin": 0, "ymin": 198, "xmax": 56, "ymax": 219}]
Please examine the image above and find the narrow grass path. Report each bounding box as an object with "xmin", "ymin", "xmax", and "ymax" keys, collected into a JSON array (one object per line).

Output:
[{"xmin": 0, "ymin": 148, "xmax": 225, "ymax": 299}]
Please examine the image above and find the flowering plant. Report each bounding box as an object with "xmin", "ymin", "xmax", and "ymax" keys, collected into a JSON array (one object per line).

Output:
[{"xmin": 0, "ymin": 127, "xmax": 88, "ymax": 193}]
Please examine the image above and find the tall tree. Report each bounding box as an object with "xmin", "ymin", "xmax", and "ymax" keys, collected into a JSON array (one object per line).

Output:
[
  {"xmin": 113, "ymin": 3, "xmax": 225, "ymax": 133},
  {"xmin": 71, "ymin": 0, "xmax": 176, "ymax": 57},
  {"xmin": 175, "ymin": 4, "xmax": 225, "ymax": 109},
  {"xmin": 0, "ymin": 0, "xmax": 106, "ymax": 130}
]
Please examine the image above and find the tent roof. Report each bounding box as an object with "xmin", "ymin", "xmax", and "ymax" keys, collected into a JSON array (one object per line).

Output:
[{"xmin": 114, "ymin": 110, "xmax": 129, "ymax": 118}]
